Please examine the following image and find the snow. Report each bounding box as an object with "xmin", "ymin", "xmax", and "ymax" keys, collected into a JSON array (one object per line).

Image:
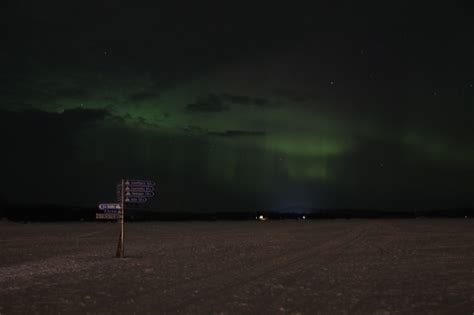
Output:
[{"xmin": 0, "ymin": 220, "xmax": 473, "ymax": 314}]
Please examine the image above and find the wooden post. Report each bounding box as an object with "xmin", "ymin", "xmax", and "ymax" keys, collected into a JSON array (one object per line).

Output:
[{"xmin": 116, "ymin": 178, "xmax": 125, "ymax": 258}]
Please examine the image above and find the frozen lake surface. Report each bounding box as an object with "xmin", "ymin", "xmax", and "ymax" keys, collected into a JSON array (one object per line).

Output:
[{"xmin": 0, "ymin": 219, "xmax": 473, "ymax": 314}]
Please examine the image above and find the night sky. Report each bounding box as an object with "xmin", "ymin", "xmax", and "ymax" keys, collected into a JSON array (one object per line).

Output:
[{"xmin": 2, "ymin": 2, "xmax": 473, "ymax": 211}]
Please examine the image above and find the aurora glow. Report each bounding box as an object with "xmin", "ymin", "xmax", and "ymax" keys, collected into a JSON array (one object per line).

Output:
[{"xmin": 2, "ymin": 2, "xmax": 473, "ymax": 211}]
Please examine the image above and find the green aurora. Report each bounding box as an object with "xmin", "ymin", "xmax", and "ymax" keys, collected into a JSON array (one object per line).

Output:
[
  {"xmin": 2, "ymin": 65, "xmax": 472, "ymax": 210},
  {"xmin": 2, "ymin": 2, "xmax": 473, "ymax": 211}
]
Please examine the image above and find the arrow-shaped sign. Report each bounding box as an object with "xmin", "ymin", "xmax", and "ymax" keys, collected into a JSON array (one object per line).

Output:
[
  {"xmin": 125, "ymin": 180, "xmax": 156, "ymax": 187},
  {"xmin": 103, "ymin": 209, "xmax": 121, "ymax": 214},
  {"xmin": 98, "ymin": 203, "xmax": 122, "ymax": 210},
  {"xmin": 96, "ymin": 213, "xmax": 120, "ymax": 220},
  {"xmin": 125, "ymin": 197, "xmax": 148, "ymax": 203},
  {"xmin": 125, "ymin": 191, "xmax": 155, "ymax": 197},
  {"xmin": 125, "ymin": 186, "xmax": 154, "ymax": 192}
]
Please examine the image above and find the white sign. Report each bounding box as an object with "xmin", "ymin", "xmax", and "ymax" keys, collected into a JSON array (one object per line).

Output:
[
  {"xmin": 98, "ymin": 203, "xmax": 122, "ymax": 210},
  {"xmin": 96, "ymin": 213, "xmax": 120, "ymax": 220},
  {"xmin": 125, "ymin": 191, "xmax": 155, "ymax": 197},
  {"xmin": 125, "ymin": 180, "xmax": 156, "ymax": 187},
  {"xmin": 125, "ymin": 186, "xmax": 154, "ymax": 192},
  {"xmin": 125, "ymin": 197, "xmax": 148, "ymax": 203}
]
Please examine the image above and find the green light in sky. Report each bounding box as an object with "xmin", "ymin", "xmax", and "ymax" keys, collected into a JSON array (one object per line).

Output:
[
  {"xmin": 264, "ymin": 135, "xmax": 350, "ymax": 158},
  {"xmin": 402, "ymin": 131, "xmax": 474, "ymax": 168}
]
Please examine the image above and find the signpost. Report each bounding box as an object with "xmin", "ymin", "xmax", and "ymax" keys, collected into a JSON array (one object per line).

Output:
[
  {"xmin": 124, "ymin": 197, "xmax": 148, "ymax": 203},
  {"xmin": 96, "ymin": 213, "xmax": 121, "ymax": 220},
  {"xmin": 125, "ymin": 186, "xmax": 154, "ymax": 192},
  {"xmin": 125, "ymin": 191, "xmax": 155, "ymax": 197},
  {"xmin": 96, "ymin": 203, "xmax": 121, "ymax": 218},
  {"xmin": 98, "ymin": 203, "xmax": 122, "ymax": 211},
  {"xmin": 96, "ymin": 178, "xmax": 156, "ymax": 258},
  {"xmin": 116, "ymin": 179, "xmax": 125, "ymax": 258},
  {"xmin": 125, "ymin": 180, "xmax": 156, "ymax": 186}
]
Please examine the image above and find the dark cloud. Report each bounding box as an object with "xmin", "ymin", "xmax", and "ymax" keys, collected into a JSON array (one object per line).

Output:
[
  {"xmin": 207, "ymin": 130, "xmax": 266, "ymax": 138},
  {"xmin": 3, "ymin": 101, "xmax": 36, "ymax": 108},
  {"xmin": 60, "ymin": 108, "xmax": 110, "ymax": 125},
  {"xmin": 185, "ymin": 93, "xmax": 273, "ymax": 113},
  {"xmin": 185, "ymin": 94, "xmax": 228, "ymax": 112},
  {"xmin": 0, "ymin": 107, "xmax": 110, "ymax": 152},
  {"xmin": 133, "ymin": 116, "xmax": 161, "ymax": 128},
  {"xmin": 0, "ymin": 84, "xmax": 55, "ymax": 104},
  {"xmin": 0, "ymin": 107, "xmax": 109, "ymax": 129},
  {"xmin": 0, "ymin": 107, "xmax": 110, "ymax": 183},
  {"xmin": 0, "ymin": 107, "xmax": 119, "ymax": 206},
  {"xmin": 108, "ymin": 112, "xmax": 131, "ymax": 124},
  {"xmin": 181, "ymin": 125, "xmax": 207, "ymax": 133}
]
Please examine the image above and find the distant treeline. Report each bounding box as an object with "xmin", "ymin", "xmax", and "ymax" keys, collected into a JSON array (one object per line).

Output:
[{"xmin": 1, "ymin": 204, "xmax": 474, "ymax": 222}]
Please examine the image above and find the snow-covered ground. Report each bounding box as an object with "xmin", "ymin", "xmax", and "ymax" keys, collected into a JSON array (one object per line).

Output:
[{"xmin": 0, "ymin": 219, "xmax": 473, "ymax": 314}]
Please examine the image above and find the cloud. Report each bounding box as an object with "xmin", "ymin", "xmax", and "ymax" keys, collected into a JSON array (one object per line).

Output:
[
  {"xmin": 0, "ymin": 107, "xmax": 110, "ymax": 141},
  {"xmin": 181, "ymin": 125, "xmax": 207, "ymax": 133},
  {"xmin": 185, "ymin": 94, "xmax": 228, "ymax": 112},
  {"xmin": 207, "ymin": 130, "xmax": 266, "ymax": 138},
  {"xmin": 60, "ymin": 107, "xmax": 110, "ymax": 124},
  {"xmin": 185, "ymin": 93, "xmax": 274, "ymax": 113},
  {"xmin": 132, "ymin": 116, "xmax": 161, "ymax": 128},
  {"xmin": 0, "ymin": 107, "xmax": 111, "ymax": 171}
]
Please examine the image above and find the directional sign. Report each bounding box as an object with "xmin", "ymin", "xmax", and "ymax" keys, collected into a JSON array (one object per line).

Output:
[
  {"xmin": 98, "ymin": 203, "xmax": 122, "ymax": 210},
  {"xmin": 125, "ymin": 180, "xmax": 156, "ymax": 187},
  {"xmin": 125, "ymin": 191, "xmax": 155, "ymax": 198},
  {"xmin": 103, "ymin": 209, "xmax": 121, "ymax": 214},
  {"xmin": 125, "ymin": 186, "xmax": 154, "ymax": 192},
  {"xmin": 96, "ymin": 213, "xmax": 120, "ymax": 220},
  {"xmin": 125, "ymin": 197, "xmax": 148, "ymax": 203}
]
